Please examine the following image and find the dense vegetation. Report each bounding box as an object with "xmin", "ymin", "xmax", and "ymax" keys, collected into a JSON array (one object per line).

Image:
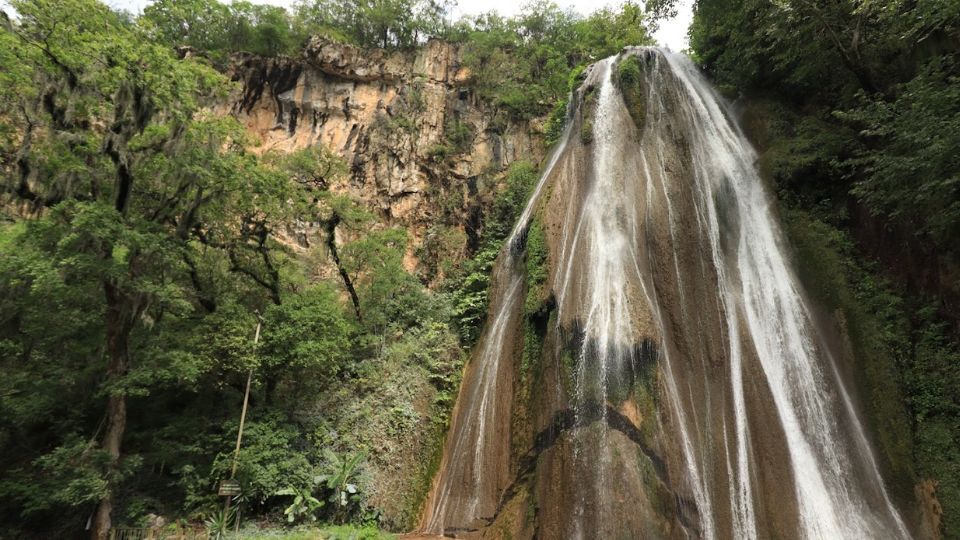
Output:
[
  {"xmin": 4, "ymin": 0, "xmax": 956, "ymax": 536},
  {"xmin": 141, "ymin": 0, "xmax": 455, "ymax": 58},
  {"xmin": 689, "ymin": 0, "xmax": 960, "ymax": 535},
  {"xmin": 0, "ymin": 0, "xmax": 660, "ymax": 537}
]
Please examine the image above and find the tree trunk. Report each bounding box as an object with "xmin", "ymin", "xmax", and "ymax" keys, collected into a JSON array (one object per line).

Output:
[
  {"xmin": 90, "ymin": 283, "xmax": 138, "ymax": 540},
  {"xmin": 92, "ymin": 76, "xmax": 151, "ymax": 540},
  {"xmin": 325, "ymin": 214, "xmax": 363, "ymax": 322}
]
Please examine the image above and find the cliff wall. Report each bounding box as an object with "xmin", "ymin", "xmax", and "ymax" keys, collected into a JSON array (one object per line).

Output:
[
  {"xmin": 231, "ymin": 37, "xmax": 547, "ymax": 267},
  {"xmin": 224, "ymin": 38, "xmax": 548, "ymax": 529}
]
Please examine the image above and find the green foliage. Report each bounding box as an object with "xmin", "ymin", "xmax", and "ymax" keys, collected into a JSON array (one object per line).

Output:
[
  {"xmin": 260, "ymin": 285, "xmax": 353, "ymax": 389},
  {"xmin": 738, "ymin": 100, "xmax": 855, "ymax": 218},
  {"xmin": 298, "ymin": 0, "xmax": 453, "ymax": 49},
  {"xmin": 278, "ymin": 485, "xmax": 324, "ymax": 524},
  {"xmin": 615, "ymin": 55, "xmax": 646, "ymax": 131},
  {"xmin": 411, "ymin": 114, "xmax": 470, "ymax": 165},
  {"xmin": 416, "ymin": 224, "xmax": 466, "ymax": 283},
  {"xmin": 143, "ymin": 0, "xmax": 455, "ymax": 58},
  {"xmin": 616, "ymin": 53, "xmax": 642, "ymax": 86},
  {"xmin": 783, "ymin": 208, "xmax": 914, "ymax": 486},
  {"xmin": 0, "ymin": 1, "xmax": 305, "ymax": 533},
  {"xmin": 206, "ymin": 506, "xmax": 238, "ymax": 539},
  {"xmin": 211, "ymin": 416, "xmax": 315, "ymax": 506},
  {"xmin": 544, "ymin": 96, "xmax": 569, "ymax": 147},
  {"xmin": 692, "ymin": 0, "xmax": 960, "ymax": 255},
  {"xmin": 783, "ymin": 207, "xmax": 960, "ymax": 534},
  {"xmin": 444, "ymin": 119, "xmax": 475, "ymax": 154},
  {"xmin": 316, "ymin": 524, "xmax": 394, "ymax": 540},
  {"xmin": 425, "ymin": 142, "xmax": 454, "ymax": 163},
  {"xmin": 316, "ymin": 451, "xmax": 364, "ymax": 523},
  {"xmin": 840, "ymin": 56, "xmax": 960, "ymax": 250},
  {"xmin": 450, "ymin": 1, "xmax": 654, "ymax": 119},
  {"xmin": 276, "ymin": 451, "xmax": 367, "ymax": 527},
  {"xmin": 448, "ymin": 161, "xmax": 540, "ymax": 343},
  {"xmin": 232, "ymin": 524, "xmax": 395, "ymax": 540},
  {"xmin": 523, "ymin": 218, "xmax": 549, "ymax": 316},
  {"xmin": 267, "ymin": 145, "xmax": 349, "ymax": 194},
  {"xmin": 484, "ymin": 161, "xmax": 540, "ymax": 241},
  {"xmin": 341, "ymin": 227, "xmax": 447, "ymax": 339},
  {"xmin": 449, "ymin": 245, "xmax": 499, "ymax": 344}
]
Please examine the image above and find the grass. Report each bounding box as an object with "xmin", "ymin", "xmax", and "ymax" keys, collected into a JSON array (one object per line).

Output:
[{"xmin": 234, "ymin": 524, "xmax": 395, "ymax": 540}]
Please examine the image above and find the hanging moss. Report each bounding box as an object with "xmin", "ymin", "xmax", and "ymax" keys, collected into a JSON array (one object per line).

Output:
[
  {"xmin": 603, "ymin": 339, "xmax": 659, "ymax": 406},
  {"xmin": 521, "ymin": 218, "xmax": 553, "ymax": 378}
]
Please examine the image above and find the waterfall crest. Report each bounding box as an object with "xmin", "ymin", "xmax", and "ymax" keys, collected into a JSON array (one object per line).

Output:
[{"xmin": 420, "ymin": 48, "xmax": 911, "ymax": 539}]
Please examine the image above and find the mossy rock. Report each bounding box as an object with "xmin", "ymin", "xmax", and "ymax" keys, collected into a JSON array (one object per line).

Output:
[
  {"xmin": 558, "ymin": 341, "xmax": 578, "ymax": 396},
  {"xmin": 604, "ymin": 339, "xmax": 659, "ymax": 406},
  {"xmin": 577, "ymin": 81, "xmax": 600, "ymax": 146},
  {"xmin": 614, "ymin": 54, "xmax": 647, "ymax": 134},
  {"xmin": 580, "ymin": 120, "xmax": 594, "ymax": 145},
  {"xmin": 524, "ymin": 218, "xmax": 549, "ymax": 314},
  {"xmin": 569, "ymin": 64, "xmax": 588, "ymax": 92}
]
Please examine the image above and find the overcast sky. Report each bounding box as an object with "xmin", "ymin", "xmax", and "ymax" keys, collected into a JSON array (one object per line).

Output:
[{"xmin": 10, "ymin": 0, "xmax": 694, "ymax": 51}]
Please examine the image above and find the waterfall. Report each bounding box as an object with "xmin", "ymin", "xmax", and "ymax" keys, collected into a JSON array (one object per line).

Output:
[{"xmin": 421, "ymin": 48, "xmax": 911, "ymax": 539}]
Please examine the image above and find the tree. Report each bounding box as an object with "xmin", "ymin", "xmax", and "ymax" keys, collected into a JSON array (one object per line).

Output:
[
  {"xmin": 452, "ymin": 1, "xmax": 656, "ymax": 118},
  {"xmin": 142, "ymin": 0, "xmax": 231, "ymax": 55},
  {"xmin": 260, "ymin": 285, "xmax": 353, "ymax": 401},
  {"xmin": 1, "ymin": 1, "xmax": 300, "ymax": 535},
  {"xmin": 294, "ymin": 0, "xmax": 454, "ymax": 49}
]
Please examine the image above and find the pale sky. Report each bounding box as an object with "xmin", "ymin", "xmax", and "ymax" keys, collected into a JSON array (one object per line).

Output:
[{"xmin": 7, "ymin": 0, "xmax": 694, "ymax": 51}]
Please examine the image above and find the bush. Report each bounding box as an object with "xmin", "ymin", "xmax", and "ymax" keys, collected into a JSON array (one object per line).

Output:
[
  {"xmin": 260, "ymin": 285, "xmax": 354, "ymax": 391},
  {"xmin": 210, "ymin": 415, "xmax": 315, "ymax": 507}
]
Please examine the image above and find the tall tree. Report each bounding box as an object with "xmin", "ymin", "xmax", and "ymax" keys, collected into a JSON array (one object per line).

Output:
[{"xmin": 1, "ymin": 1, "xmax": 298, "ymax": 536}]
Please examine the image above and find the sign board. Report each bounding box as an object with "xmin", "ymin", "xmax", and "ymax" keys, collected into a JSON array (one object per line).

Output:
[{"xmin": 218, "ymin": 479, "xmax": 241, "ymax": 496}]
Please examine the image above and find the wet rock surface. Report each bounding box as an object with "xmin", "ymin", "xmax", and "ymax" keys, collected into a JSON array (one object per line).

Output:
[{"xmin": 421, "ymin": 48, "xmax": 921, "ymax": 539}]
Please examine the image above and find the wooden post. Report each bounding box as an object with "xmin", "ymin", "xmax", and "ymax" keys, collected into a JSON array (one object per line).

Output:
[
  {"xmin": 223, "ymin": 318, "xmax": 261, "ymax": 525},
  {"xmin": 231, "ymin": 320, "xmax": 258, "ymax": 479}
]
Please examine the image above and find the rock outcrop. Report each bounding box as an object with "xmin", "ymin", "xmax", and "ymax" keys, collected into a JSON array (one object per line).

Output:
[{"xmin": 231, "ymin": 37, "xmax": 546, "ymax": 263}]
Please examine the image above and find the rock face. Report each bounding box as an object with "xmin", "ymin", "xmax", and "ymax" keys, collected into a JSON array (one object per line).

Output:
[{"xmin": 231, "ymin": 37, "xmax": 546, "ymax": 260}]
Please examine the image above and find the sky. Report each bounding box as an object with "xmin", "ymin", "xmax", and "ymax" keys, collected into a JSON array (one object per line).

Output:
[{"xmin": 8, "ymin": 0, "xmax": 694, "ymax": 51}]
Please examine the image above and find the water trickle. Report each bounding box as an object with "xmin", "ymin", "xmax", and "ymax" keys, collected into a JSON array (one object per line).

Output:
[{"xmin": 421, "ymin": 48, "xmax": 912, "ymax": 539}]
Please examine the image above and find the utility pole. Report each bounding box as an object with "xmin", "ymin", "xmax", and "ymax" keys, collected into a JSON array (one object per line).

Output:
[{"xmin": 220, "ymin": 316, "xmax": 261, "ymax": 530}]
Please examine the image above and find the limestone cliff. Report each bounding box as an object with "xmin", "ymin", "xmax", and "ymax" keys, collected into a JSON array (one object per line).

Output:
[{"xmin": 230, "ymin": 37, "xmax": 546, "ymax": 267}]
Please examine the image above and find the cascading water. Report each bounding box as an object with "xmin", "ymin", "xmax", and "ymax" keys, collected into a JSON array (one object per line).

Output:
[
  {"xmin": 420, "ymin": 48, "xmax": 913, "ymax": 539},
  {"xmin": 420, "ymin": 115, "xmax": 571, "ymax": 535}
]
